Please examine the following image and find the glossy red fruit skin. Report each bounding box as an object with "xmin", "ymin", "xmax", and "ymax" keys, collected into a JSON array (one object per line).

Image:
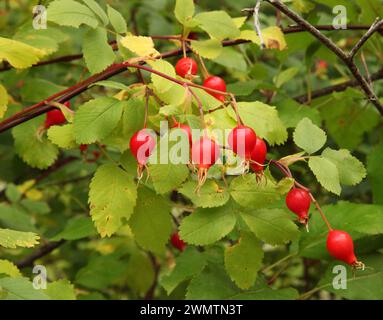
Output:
[
  {"xmin": 129, "ymin": 129, "xmax": 156, "ymax": 165},
  {"xmin": 44, "ymin": 101, "xmax": 71, "ymax": 129},
  {"xmin": 327, "ymin": 230, "xmax": 357, "ymax": 265},
  {"xmin": 192, "ymin": 136, "xmax": 220, "ymax": 169},
  {"xmin": 172, "ymin": 123, "xmax": 192, "ymax": 145},
  {"xmin": 250, "ymin": 137, "xmax": 267, "ymax": 172},
  {"xmin": 285, "ymin": 188, "xmax": 311, "ymax": 223},
  {"xmin": 171, "ymin": 232, "xmax": 186, "ymax": 251},
  {"xmin": 228, "ymin": 125, "xmax": 257, "ymax": 160},
  {"xmin": 203, "ymin": 76, "xmax": 226, "ymax": 102},
  {"xmin": 175, "ymin": 57, "xmax": 198, "ymax": 78}
]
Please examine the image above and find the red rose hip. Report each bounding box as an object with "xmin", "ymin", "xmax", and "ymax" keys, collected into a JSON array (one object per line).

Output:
[
  {"xmin": 44, "ymin": 101, "xmax": 71, "ymax": 129},
  {"xmin": 175, "ymin": 57, "xmax": 198, "ymax": 79},
  {"xmin": 228, "ymin": 125, "xmax": 257, "ymax": 161},
  {"xmin": 326, "ymin": 230, "xmax": 363, "ymax": 269},
  {"xmin": 250, "ymin": 137, "xmax": 267, "ymax": 172},
  {"xmin": 171, "ymin": 232, "xmax": 186, "ymax": 251},
  {"xmin": 286, "ymin": 188, "xmax": 311, "ymax": 224},
  {"xmin": 203, "ymin": 76, "xmax": 226, "ymax": 102}
]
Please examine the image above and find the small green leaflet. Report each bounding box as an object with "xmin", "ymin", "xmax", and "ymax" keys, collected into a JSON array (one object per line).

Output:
[
  {"xmin": 83, "ymin": 27, "xmax": 116, "ymax": 74},
  {"xmin": 82, "ymin": 0, "xmax": 109, "ymax": 26},
  {"xmin": 194, "ymin": 11, "xmax": 240, "ymax": 41},
  {"xmin": 51, "ymin": 216, "xmax": 97, "ymax": 241},
  {"xmin": 73, "ymin": 97, "xmax": 125, "ymax": 144},
  {"xmin": 322, "ymin": 148, "xmax": 366, "ymax": 186},
  {"xmin": 161, "ymin": 248, "xmax": 207, "ymax": 295},
  {"xmin": 0, "ymin": 83, "xmax": 8, "ymax": 118},
  {"xmin": 47, "ymin": 0, "xmax": 99, "ymax": 28},
  {"xmin": 12, "ymin": 117, "xmax": 59, "ymax": 169},
  {"xmin": 0, "ymin": 277, "xmax": 49, "ymax": 300},
  {"xmin": 230, "ymin": 174, "xmax": 294, "ymax": 209},
  {"xmin": 150, "ymin": 163, "xmax": 189, "ymax": 194},
  {"xmin": 89, "ymin": 164, "xmax": 137, "ymax": 237},
  {"xmin": 179, "ymin": 202, "xmax": 237, "ymax": 245},
  {"xmin": 46, "ymin": 280, "xmax": 76, "ymax": 300},
  {"xmin": 179, "ymin": 180, "xmax": 230, "ymax": 208},
  {"xmin": 224, "ymin": 232, "xmax": 264, "ymax": 289},
  {"xmin": 0, "ymin": 228, "xmax": 39, "ymax": 249},
  {"xmin": 129, "ymin": 187, "xmax": 172, "ymax": 254},
  {"xmin": 0, "ymin": 260, "xmax": 21, "ymax": 278},
  {"xmin": 107, "ymin": 5, "xmax": 127, "ymax": 34},
  {"xmin": 293, "ymin": 117, "xmax": 327, "ymax": 154},
  {"xmin": 174, "ymin": 0, "xmax": 196, "ymax": 27},
  {"xmin": 47, "ymin": 124, "xmax": 77, "ymax": 149},
  {"xmin": 0, "ymin": 37, "xmax": 45, "ymax": 69},
  {"xmin": 190, "ymin": 39, "xmax": 223, "ymax": 59},
  {"xmin": 308, "ymin": 156, "xmax": 341, "ymax": 195},
  {"xmin": 240, "ymin": 208, "xmax": 300, "ymax": 245}
]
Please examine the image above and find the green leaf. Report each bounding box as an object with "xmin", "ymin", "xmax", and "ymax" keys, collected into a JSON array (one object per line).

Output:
[
  {"xmin": 47, "ymin": 0, "xmax": 99, "ymax": 28},
  {"xmin": 83, "ymin": 0, "xmax": 109, "ymax": 25},
  {"xmin": 174, "ymin": 0, "xmax": 195, "ymax": 27},
  {"xmin": 46, "ymin": 280, "xmax": 76, "ymax": 300},
  {"xmin": 213, "ymin": 47, "xmax": 247, "ymax": 72},
  {"xmin": 293, "ymin": 117, "xmax": 327, "ymax": 154},
  {"xmin": 150, "ymin": 164, "xmax": 189, "ymax": 194},
  {"xmin": 277, "ymin": 98, "xmax": 321, "ymax": 128},
  {"xmin": 150, "ymin": 59, "xmax": 176, "ymax": 93},
  {"xmin": 179, "ymin": 180, "xmax": 230, "ymax": 208},
  {"xmin": 107, "ymin": 5, "xmax": 127, "ymax": 34},
  {"xmin": 274, "ymin": 67, "xmax": 300, "ymax": 88},
  {"xmin": 179, "ymin": 202, "xmax": 237, "ymax": 245},
  {"xmin": 322, "ymin": 148, "xmax": 366, "ymax": 186},
  {"xmin": 73, "ymin": 97, "xmax": 124, "ymax": 144},
  {"xmin": 236, "ymin": 101, "xmax": 287, "ymax": 146},
  {"xmin": 240, "ymin": 208, "xmax": 300, "ymax": 245},
  {"xmin": 186, "ymin": 264, "xmax": 239, "ymax": 300},
  {"xmin": 0, "ymin": 37, "xmax": 45, "ymax": 69},
  {"xmin": 320, "ymin": 92, "xmax": 379, "ymax": 150},
  {"xmin": 190, "ymin": 39, "xmax": 223, "ymax": 59},
  {"xmin": 0, "ymin": 83, "xmax": 8, "ymax": 118},
  {"xmin": 129, "ymin": 187, "xmax": 172, "ymax": 253},
  {"xmin": 161, "ymin": 247, "xmax": 206, "ymax": 295},
  {"xmin": 0, "ymin": 228, "xmax": 39, "ymax": 249},
  {"xmin": 194, "ymin": 11, "xmax": 240, "ymax": 41},
  {"xmin": 308, "ymin": 156, "xmax": 341, "ymax": 195},
  {"xmin": 227, "ymin": 80, "xmax": 257, "ymax": 97},
  {"xmin": 367, "ymin": 140, "xmax": 383, "ymax": 204},
  {"xmin": 20, "ymin": 78, "xmax": 67, "ymax": 103},
  {"xmin": 75, "ymin": 255, "xmax": 126, "ymax": 290},
  {"xmin": 47, "ymin": 124, "xmax": 77, "ymax": 149},
  {"xmin": 224, "ymin": 232, "xmax": 264, "ymax": 289},
  {"xmin": 125, "ymin": 250, "xmax": 155, "ymax": 296},
  {"xmin": 12, "ymin": 117, "xmax": 59, "ymax": 169},
  {"xmin": 89, "ymin": 164, "xmax": 137, "ymax": 237},
  {"xmin": 230, "ymin": 174, "xmax": 294, "ymax": 209},
  {"xmin": 4, "ymin": 184, "xmax": 21, "ymax": 203},
  {"xmin": 51, "ymin": 216, "xmax": 97, "ymax": 241},
  {"xmin": 0, "ymin": 260, "xmax": 21, "ymax": 278},
  {"xmin": 0, "ymin": 277, "xmax": 49, "ymax": 300},
  {"xmin": 83, "ymin": 27, "xmax": 115, "ymax": 74},
  {"xmin": 0, "ymin": 203, "xmax": 35, "ymax": 231}
]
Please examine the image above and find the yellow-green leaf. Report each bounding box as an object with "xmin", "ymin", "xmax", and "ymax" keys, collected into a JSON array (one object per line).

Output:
[
  {"xmin": 0, "ymin": 228, "xmax": 39, "ymax": 249},
  {"xmin": 120, "ymin": 35, "xmax": 159, "ymax": 57}
]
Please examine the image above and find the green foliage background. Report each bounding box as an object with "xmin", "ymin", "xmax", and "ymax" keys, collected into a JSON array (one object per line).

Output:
[{"xmin": 0, "ymin": 0, "xmax": 382, "ymax": 300}]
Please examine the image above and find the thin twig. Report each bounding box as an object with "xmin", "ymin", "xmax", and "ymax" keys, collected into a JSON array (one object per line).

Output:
[
  {"xmin": 349, "ymin": 18, "xmax": 383, "ymax": 59},
  {"xmin": 264, "ymin": 0, "xmax": 383, "ymax": 116}
]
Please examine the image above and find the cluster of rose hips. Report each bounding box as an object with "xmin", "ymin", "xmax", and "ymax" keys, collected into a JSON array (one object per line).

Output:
[{"xmin": 42, "ymin": 60, "xmax": 362, "ymax": 268}]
